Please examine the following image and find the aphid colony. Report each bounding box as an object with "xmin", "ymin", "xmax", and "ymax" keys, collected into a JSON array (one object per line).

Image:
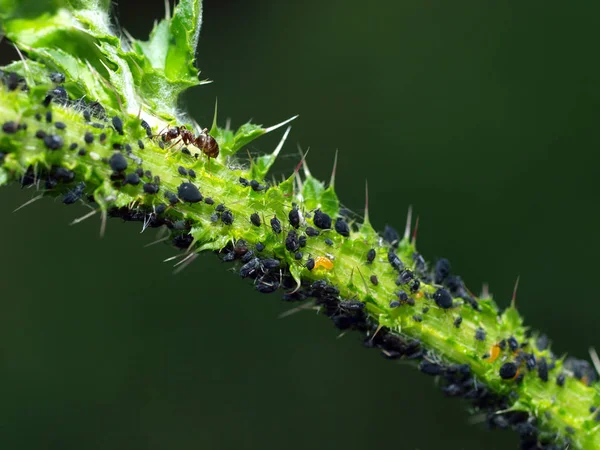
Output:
[{"xmin": 1, "ymin": 69, "xmax": 594, "ymax": 450}]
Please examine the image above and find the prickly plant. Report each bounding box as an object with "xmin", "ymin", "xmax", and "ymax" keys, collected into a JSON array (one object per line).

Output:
[{"xmin": 0, "ymin": 1, "xmax": 598, "ymax": 448}]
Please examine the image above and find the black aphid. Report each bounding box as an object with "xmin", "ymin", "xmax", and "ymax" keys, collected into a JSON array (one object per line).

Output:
[
  {"xmin": 165, "ymin": 191, "xmax": 179, "ymax": 205},
  {"xmin": 63, "ymin": 182, "xmax": 85, "ymax": 204},
  {"xmin": 285, "ymin": 230, "xmax": 300, "ymax": 252},
  {"xmin": 256, "ymin": 242, "xmax": 265, "ymax": 252},
  {"xmin": 536, "ymin": 335, "xmax": 549, "ymax": 352},
  {"xmin": 78, "ymin": 149, "xmax": 86, "ymax": 156},
  {"xmin": 389, "ymin": 300, "xmax": 400, "ymax": 308},
  {"xmin": 69, "ymin": 143, "xmax": 78, "ymax": 151},
  {"xmin": 508, "ymin": 336, "xmax": 519, "ymax": 352},
  {"xmin": 2, "ymin": 121, "xmax": 18, "ymax": 133},
  {"xmin": 289, "ymin": 207, "xmax": 300, "ymax": 228},
  {"xmin": 215, "ymin": 204, "xmax": 225, "ymax": 212},
  {"xmin": 383, "ymin": 225, "xmax": 400, "ymax": 248},
  {"xmin": 499, "ymin": 362, "xmax": 518, "ymax": 380},
  {"xmin": 177, "ymin": 182, "xmax": 202, "ymax": 203},
  {"xmin": 524, "ymin": 353, "xmax": 537, "ymax": 371},
  {"xmin": 306, "ymin": 258, "xmax": 315, "ymax": 271},
  {"xmin": 475, "ymin": 328, "xmax": 486, "ymax": 342},
  {"xmin": 335, "ymin": 218, "xmax": 350, "ymax": 237},
  {"xmin": 295, "ymin": 251, "xmax": 303, "ymax": 260},
  {"xmin": 261, "ymin": 259, "xmax": 280, "ymax": 271},
  {"xmin": 137, "ymin": 139, "xmax": 144, "ymax": 149},
  {"xmin": 367, "ymin": 248, "xmax": 376, "ymax": 263},
  {"xmin": 221, "ymin": 209, "xmax": 234, "ymax": 225},
  {"xmin": 397, "ymin": 291, "xmax": 408, "ymax": 302},
  {"xmin": 324, "ymin": 238, "xmax": 333, "ymax": 246},
  {"xmin": 178, "ymin": 166, "xmax": 188, "ymax": 176},
  {"xmin": 239, "ymin": 177, "xmax": 249, "ymax": 187},
  {"xmin": 45, "ymin": 110, "xmax": 52, "ymax": 123},
  {"xmin": 43, "ymin": 134, "xmax": 63, "ymax": 150},
  {"xmin": 35, "ymin": 130, "xmax": 46, "ymax": 139},
  {"xmin": 49, "ymin": 72, "xmax": 66, "ymax": 83},
  {"xmin": 255, "ymin": 277, "xmax": 279, "ymax": 294},
  {"xmin": 270, "ymin": 216, "xmax": 282, "ymax": 234},
  {"xmin": 419, "ymin": 361, "xmax": 444, "ymax": 376},
  {"xmin": 239, "ymin": 258, "xmax": 260, "ymax": 278},
  {"xmin": 125, "ymin": 143, "xmax": 132, "ymax": 152},
  {"xmin": 387, "ymin": 250, "xmax": 403, "ymax": 271},
  {"xmin": 299, "ymin": 235, "xmax": 307, "ymax": 247},
  {"xmin": 413, "ymin": 315, "xmax": 422, "ymax": 323},
  {"xmin": 412, "ymin": 253, "xmax": 427, "ymax": 273},
  {"xmin": 124, "ymin": 173, "xmax": 140, "ymax": 185},
  {"xmin": 306, "ymin": 226, "xmax": 319, "ymax": 237},
  {"xmin": 109, "ymin": 153, "xmax": 128, "ymax": 172},
  {"xmin": 453, "ymin": 316, "xmax": 462, "ymax": 328},
  {"xmin": 112, "ymin": 143, "xmax": 122, "ymax": 150},
  {"xmin": 556, "ymin": 373, "xmax": 565, "ymax": 387},
  {"xmin": 204, "ymin": 197, "xmax": 214, "ymax": 205},
  {"xmin": 397, "ymin": 269, "xmax": 414, "ymax": 285},
  {"xmin": 433, "ymin": 288, "xmax": 453, "ymax": 309},
  {"xmin": 156, "ymin": 204, "xmax": 167, "ymax": 214},
  {"xmin": 313, "ymin": 209, "xmax": 332, "ymax": 229},
  {"xmin": 250, "ymin": 213, "xmax": 261, "ymax": 227},
  {"xmin": 143, "ymin": 183, "xmax": 159, "ymax": 194},
  {"xmin": 370, "ymin": 275, "xmax": 378, "ymax": 285},
  {"xmin": 84, "ymin": 131, "xmax": 94, "ymax": 144},
  {"xmin": 410, "ymin": 279, "xmax": 420, "ymax": 293},
  {"xmin": 54, "ymin": 121, "xmax": 66, "ymax": 130},
  {"xmin": 250, "ymin": 179, "xmax": 265, "ymax": 191},
  {"xmin": 83, "ymin": 110, "xmax": 91, "ymax": 122},
  {"xmin": 241, "ymin": 250, "xmax": 255, "ymax": 264},
  {"xmin": 112, "ymin": 116, "xmax": 124, "ymax": 135},
  {"xmin": 538, "ymin": 357, "xmax": 548, "ymax": 382},
  {"xmin": 188, "ymin": 169, "xmax": 196, "ymax": 179},
  {"xmin": 435, "ymin": 258, "xmax": 451, "ymax": 284}
]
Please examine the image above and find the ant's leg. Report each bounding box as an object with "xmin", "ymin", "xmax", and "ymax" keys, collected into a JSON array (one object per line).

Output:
[{"xmin": 164, "ymin": 138, "xmax": 182, "ymax": 158}]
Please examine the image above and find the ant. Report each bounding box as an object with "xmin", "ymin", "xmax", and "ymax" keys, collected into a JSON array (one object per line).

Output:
[{"xmin": 156, "ymin": 126, "xmax": 220, "ymax": 159}]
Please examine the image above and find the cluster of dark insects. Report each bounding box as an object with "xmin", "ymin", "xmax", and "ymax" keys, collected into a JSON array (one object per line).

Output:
[{"xmin": 2, "ymin": 68, "xmax": 594, "ymax": 450}]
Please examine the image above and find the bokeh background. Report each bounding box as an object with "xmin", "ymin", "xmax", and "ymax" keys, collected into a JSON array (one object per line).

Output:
[{"xmin": 1, "ymin": 1, "xmax": 599, "ymax": 449}]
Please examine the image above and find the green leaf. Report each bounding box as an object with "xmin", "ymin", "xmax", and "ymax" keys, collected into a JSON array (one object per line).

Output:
[{"xmin": 165, "ymin": 0, "xmax": 202, "ymax": 82}]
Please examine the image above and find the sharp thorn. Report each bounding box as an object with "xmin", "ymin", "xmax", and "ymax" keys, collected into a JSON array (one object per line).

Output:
[
  {"xmin": 411, "ymin": 215, "xmax": 420, "ymax": 245},
  {"xmin": 69, "ymin": 209, "xmax": 97, "ymax": 226},
  {"xmin": 271, "ymin": 125, "xmax": 291, "ymax": 159},
  {"xmin": 294, "ymin": 147, "xmax": 310, "ymax": 177},
  {"xmin": 329, "ymin": 149, "xmax": 339, "ymax": 187},
  {"xmin": 211, "ymin": 97, "xmax": 218, "ymax": 132},
  {"xmin": 363, "ymin": 180, "xmax": 370, "ymax": 224},
  {"xmin": 264, "ymin": 115, "xmax": 299, "ymax": 134},
  {"xmin": 511, "ymin": 276, "xmax": 520, "ymax": 309},
  {"xmin": 589, "ymin": 347, "xmax": 600, "ymax": 378},
  {"xmin": 13, "ymin": 194, "xmax": 43, "ymax": 212},
  {"xmin": 403, "ymin": 205, "xmax": 413, "ymax": 241}
]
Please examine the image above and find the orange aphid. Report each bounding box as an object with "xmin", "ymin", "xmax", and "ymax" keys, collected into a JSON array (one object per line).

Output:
[
  {"xmin": 488, "ymin": 344, "xmax": 501, "ymax": 363},
  {"xmin": 314, "ymin": 256, "xmax": 334, "ymax": 270},
  {"xmin": 415, "ymin": 291, "xmax": 424, "ymax": 299}
]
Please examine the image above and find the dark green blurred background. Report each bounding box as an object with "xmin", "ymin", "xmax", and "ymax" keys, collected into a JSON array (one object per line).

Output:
[{"xmin": 1, "ymin": 1, "xmax": 599, "ymax": 449}]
